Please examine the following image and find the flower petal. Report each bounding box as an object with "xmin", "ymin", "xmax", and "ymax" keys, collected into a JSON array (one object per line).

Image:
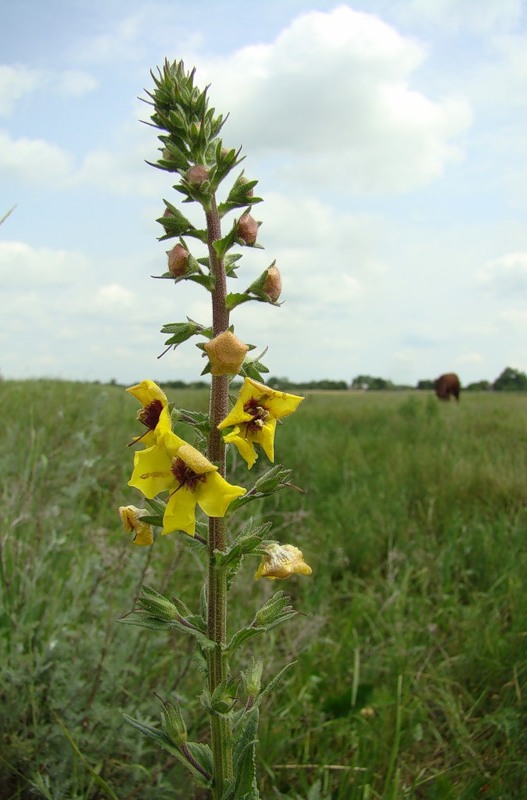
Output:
[
  {"xmin": 163, "ymin": 487, "xmax": 197, "ymax": 536},
  {"xmin": 128, "ymin": 443, "xmax": 173, "ymax": 499},
  {"xmin": 126, "ymin": 379, "xmax": 168, "ymax": 407},
  {"xmin": 223, "ymin": 426, "xmax": 258, "ymax": 468},
  {"xmin": 253, "ymin": 418, "xmax": 277, "ymax": 462},
  {"xmin": 195, "ymin": 472, "xmax": 246, "ymax": 517}
]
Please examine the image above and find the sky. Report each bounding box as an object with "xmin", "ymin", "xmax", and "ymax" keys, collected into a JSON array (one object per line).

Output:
[{"xmin": 1, "ymin": 0, "xmax": 527, "ymax": 387}]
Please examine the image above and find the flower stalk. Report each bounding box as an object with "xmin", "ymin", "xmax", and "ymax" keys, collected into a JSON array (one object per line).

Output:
[{"xmin": 118, "ymin": 59, "xmax": 312, "ymax": 798}]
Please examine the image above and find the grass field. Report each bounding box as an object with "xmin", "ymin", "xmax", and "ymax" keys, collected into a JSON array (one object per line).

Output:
[{"xmin": 1, "ymin": 380, "xmax": 527, "ymax": 799}]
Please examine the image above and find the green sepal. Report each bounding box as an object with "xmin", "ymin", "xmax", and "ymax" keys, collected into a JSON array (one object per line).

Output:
[
  {"xmin": 225, "ymin": 592, "xmax": 297, "ymax": 655},
  {"xmin": 214, "ymin": 521, "xmax": 272, "ymax": 569},
  {"xmin": 135, "ymin": 513, "xmax": 163, "ymax": 527},
  {"xmin": 212, "ymin": 219, "xmax": 240, "ymax": 259},
  {"xmin": 225, "ymin": 292, "xmax": 251, "ymax": 311},
  {"xmin": 249, "ymin": 660, "xmax": 297, "ymax": 713},
  {"xmin": 123, "ymin": 713, "xmax": 213, "ymax": 788},
  {"xmin": 157, "ymin": 200, "xmax": 196, "ymax": 238},
  {"xmin": 200, "ymin": 680, "xmax": 237, "ymax": 716},
  {"xmin": 154, "ymin": 272, "xmax": 215, "ymax": 291},
  {"xmin": 217, "ymin": 170, "xmax": 262, "ymax": 218},
  {"xmin": 228, "ymin": 466, "xmax": 293, "ymax": 514},
  {"xmin": 175, "ymin": 408, "xmax": 211, "ymax": 437},
  {"xmin": 145, "ymin": 496, "xmax": 167, "ymax": 516},
  {"xmin": 160, "ymin": 318, "xmax": 205, "ymax": 349},
  {"xmin": 212, "ymin": 141, "xmax": 244, "ymax": 189},
  {"xmin": 240, "ymin": 349, "xmax": 269, "ymax": 382}
]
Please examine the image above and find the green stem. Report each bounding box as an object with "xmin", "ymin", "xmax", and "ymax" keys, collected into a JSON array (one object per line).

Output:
[{"xmin": 206, "ymin": 194, "xmax": 233, "ymax": 797}]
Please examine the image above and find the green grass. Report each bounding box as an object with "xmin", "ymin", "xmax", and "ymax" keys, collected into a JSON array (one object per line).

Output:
[{"xmin": 1, "ymin": 381, "xmax": 527, "ymax": 799}]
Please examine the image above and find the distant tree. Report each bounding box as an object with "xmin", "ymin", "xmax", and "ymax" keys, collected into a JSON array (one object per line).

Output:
[
  {"xmin": 267, "ymin": 376, "xmax": 290, "ymax": 389},
  {"xmin": 351, "ymin": 375, "xmax": 394, "ymax": 390},
  {"xmin": 465, "ymin": 380, "xmax": 491, "ymax": 392},
  {"xmin": 493, "ymin": 367, "xmax": 527, "ymax": 391},
  {"xmin": 416, "ymin": 379, "xmax": 434, "ymax": 390}
]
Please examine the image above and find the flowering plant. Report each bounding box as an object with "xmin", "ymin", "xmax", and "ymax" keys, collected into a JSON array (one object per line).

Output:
[{"xmin": 118, "ymin": 60, "xmax": 311, "ymax": 799}]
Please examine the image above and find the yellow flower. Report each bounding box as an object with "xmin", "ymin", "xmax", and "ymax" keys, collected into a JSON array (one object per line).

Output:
[
  {"xmin": 255, "ymin": 543, "xmax": 312, "ymax": 580},
  {"xmin": 204, "ymin": 330, "xmax": 249, "ymax": 376},
  {"xmin": 128, "ymin": 430, "xmax": 245, "ymax": 536},
  {"xmin": 126, "ymin": 379, "xmax": 171, "ymax": 446},
  {"xmin": 218, "ymin": 378, "xmax": 304, "ymax": 468},
  {"xmin": 119, "ymin": 505, "xmax": 154, "ymax": 546}
]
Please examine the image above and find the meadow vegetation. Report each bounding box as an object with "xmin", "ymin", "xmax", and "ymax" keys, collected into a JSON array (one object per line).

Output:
[{"xmin": 1, "ymin": 379, "xmax": 527, "ymax": 799}]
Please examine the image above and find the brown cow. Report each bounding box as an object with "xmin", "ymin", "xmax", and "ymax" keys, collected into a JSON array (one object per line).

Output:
[{"xmin": 434, "ymin": 372, "xmax": 460, "ymax": 401}]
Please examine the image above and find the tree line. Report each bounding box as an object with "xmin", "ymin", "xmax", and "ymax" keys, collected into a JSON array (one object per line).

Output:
[{"xmin": 156, "ymin": 367, "xmax": 527, "ymax": 392}]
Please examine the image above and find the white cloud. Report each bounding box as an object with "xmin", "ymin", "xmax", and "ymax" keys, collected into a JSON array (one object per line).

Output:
[
  {"xmin": 407, "ymin": 0, "xmax": 522, "ymax": 32},
  {"xmin": 0, "ymin": 64, "xmax": 44, "ymax": 116},
  {"xmin": 0, "ymin": 241, "xmax": 85, "ymax": 286},
  {"xmin": 96, "ymin": 283, "xmax": 135, "ymax": 311},
  {"xmin": 479, "ymin": 252, "xmax": 527, "ymax": 295},
  {"xmin": 55, "ymin": 70, "xmax": 98, "ymax": 98},
  {"xmin": 0, "ymin": 130, "xmax": 73, "ymax": 183},
  {"xmin": 191, "ymin": 6, "xmax": 471, "ymax": 193}
]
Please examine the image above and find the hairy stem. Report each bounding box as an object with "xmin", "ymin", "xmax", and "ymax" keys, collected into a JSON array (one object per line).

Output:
[{"xmin": 206, "ymin": 194, "xmax": 233, "ymax": 796}]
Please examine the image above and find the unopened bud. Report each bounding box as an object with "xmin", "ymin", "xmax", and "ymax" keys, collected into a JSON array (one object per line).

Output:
[
  {"xmin": 161, "ymin": 208, "xmax": 174, "ymax": 235},
  {"xmin": 185, "ymin": 164, "xmax": 209, "ymax": 185},
  {"xmin": 161, "ymin": 699, "xmax": 187, "ymax": 745},
  {"xmin": 262, "ymin": 265, "xmax": 282, "ymax": 302},
  {"xmin": 137, "ymin": 587, "xmax": 179, "ymax": 620},
  {"xmin": 167, "ymin": 244, "xmax": 190, "ymax": 277},
  {"xmin": 204, "ymin": 330, "xmax": 249, "ymax": 376},
  {"xmin": 237, "ymin": 213, "xmax": 259, "ymax": 245}
]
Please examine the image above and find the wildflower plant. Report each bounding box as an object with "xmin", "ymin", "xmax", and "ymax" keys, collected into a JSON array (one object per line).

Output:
[{"xmin": 118, "ymin": 60, "xmax": 311, "ymax": 799}]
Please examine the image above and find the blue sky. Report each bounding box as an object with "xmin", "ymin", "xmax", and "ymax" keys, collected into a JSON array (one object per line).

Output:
[{"xmin": 1, "ymin": 0, "xmax": 527, "ymax": 386}]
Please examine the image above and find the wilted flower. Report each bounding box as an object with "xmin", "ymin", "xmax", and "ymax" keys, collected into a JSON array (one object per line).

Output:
[
  {"xmin": 128, "ymin": 430, "xmax": 246, "ymax": 536},
  {"xmin": 119, "ymin": 505, "xmax": 154, "ymax": 546},
  {"xmin": 218, "ymin": 377, "xmax": 304, "ymax": 468},
  {"xmin": 255, "ymin": 543, "xmax": 312, "ymax": 580},
  {"xmin": 127, "ymin": 379, "xmax": 171, "ymax": 447},
  {"xmin": 204, "ymin": 330, "xmax": 249, "ymax": 376}
]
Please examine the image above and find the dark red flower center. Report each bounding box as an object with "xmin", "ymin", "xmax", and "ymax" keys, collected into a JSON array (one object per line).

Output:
[
  {"xmin": 170, "ymin": 457, "xmax": 206, "ymax": 492},
  {"xmin": 138, "ymin": 399, "xmax": 163, "ymax": 430},
  {"xmin": 243, "ymin": 399, "xmax": 271, "ymax": 435}
]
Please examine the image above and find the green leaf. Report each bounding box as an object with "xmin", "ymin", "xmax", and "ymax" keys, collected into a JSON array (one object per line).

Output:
[
  {"xmin": 225, "ymin": 292, "xmax": 251, "ymax": 311},
  {"xmin": 123, "ymin": 714, "xmax": 213, "ymax": 788},
  {"xmin": 232, "ymin": 708, "xmax": 259, "ymax": 799}
]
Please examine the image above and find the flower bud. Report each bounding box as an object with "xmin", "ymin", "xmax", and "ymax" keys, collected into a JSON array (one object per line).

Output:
[
  {"xmin": 167, "ymin": 243, "xmax": 190, "ymax": 277},
  {"xmin": 242, "ymin": 659, "xmax": 263, "ymax": 698},
  {"xmin": 137, "ymin": 587, "xmax": 180, "ymax": 620},
  {"xmin": 204, "ymin": 330, "xmax": 249, "ymax": 376},
  {"xmin": 161, "ymin": 208, "xmax": 174, "ymax": 235},
  {"xmin": 237, "ymin": 212, "xmax": 259, "ymax": 245},
  {"xmin": 118, "ymin": 505, "xmax": 154, "ymax": 546},
  {"xmin": 185, "ymin": 164, "xmax": 209, "ymax": 185},
  {"xmin": 262, "ymin": 265, "xmax": 282, "ymax": 302},
  {"xmin": 161, "ymin": 699, "xmax": 187, "ymax": 745}
]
